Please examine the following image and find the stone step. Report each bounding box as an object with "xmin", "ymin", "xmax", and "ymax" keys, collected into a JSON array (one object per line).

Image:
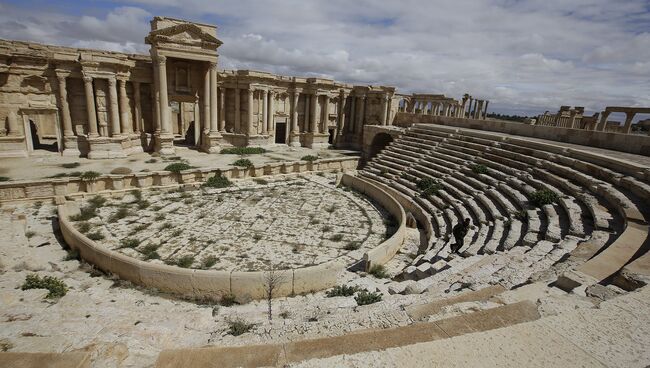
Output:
[
  {"xmin": 405, "ymin": 284, "xmax": 507, "ymax": 320},
  {"xmin": 0, "ymin": 352, "xmax": 91, "ymax": 368}
]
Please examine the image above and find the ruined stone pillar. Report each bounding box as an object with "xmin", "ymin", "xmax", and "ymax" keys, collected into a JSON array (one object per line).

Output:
[
  {"xmin": 349, "ymin": 96, "xmax": 356, "ymax": 133},
  {"xmin": 219, "ymin": 87, "xmax": 226, "ymax": 132},
  {"xmin": 380, "ymin": 96, "xmax": 388, "ymax": 125},
  {"xmin": 483, "ymin": 101, "xmax": 489, "ymax": 119},
  {"xmin": 209, "ymin": 62, "xmax": 219, "ymax": 135},
  {"xmin": 157, "ymin": 56, "xmax": 170, "ymax": 135},
  {"xmin": 82, "ymin": 75, "xmax": 99, "ymax": 138},
  {"xmin": 310, "ymin": 93, "xmax": 318, "ymax": 133},
  {"xmin": 290, "ymin": 91, "xmax": 300, "ymax": 147},
  {"xmin": 234, "ymin": 87, "xmax": 241, "ymax": 133},
  {"xmin": 356, "ymin": 95, "xmax": 366, "ymax": 133},
  {"xmin": 56, "ymin": 75, "xmax": 74, "ymax": 137},
  {"xmin": 108, "ymin": 77, "xmax": 121, "ymax": 137},
  {"xmin": 322, "ymin": 94, "xmax": 330, "ymax": 133},
  {"xmin": 203, "ymin": 64, "xmax": 210, "ymax": 135},
  {"xmin": 133, "ymin": 82, "xmax": 142, "ymax": 134},
  {"xmin": 152, "ymin": 62, "xmax": 161, "ymax": 134},
  {"xmin": 268, "ymin": 90, "xmax": 275, "ymax": 135},
  {"xmin": 261, "ymin": 89, "xmax": 268, "ymax": 134},
  {"xmin": 247, "ymin": 88, "xmax": 254, "ymax": 135},
  {"xmin": 118, "ymin": 79, "xmax": 131, "ymax": 135},
  {"xmin": 598, "ymin": 111, "xmax": 610, "ymax": 131},
  {"xmin": 6, "ymin": 110, "xmax": 19, "ymax": 136},
  {"xmin": 337, "ymin": 92, "xmax": 347, "ymax": 139}
]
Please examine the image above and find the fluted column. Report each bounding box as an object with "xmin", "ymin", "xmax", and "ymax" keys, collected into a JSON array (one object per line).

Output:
[
  {"xmin": 304, "ymin": 94, "xmax": 310, "ymax": 132},
  {"xmin": 56, "ymin": 75, "xmax": 73, "ymax": 137},
  {"xmin": 322, "ymin": 94, "xmax": 329, "ymax": 133},
  {"xmin": 82, "ymin": 75, "xmax": 98, "ymax": 138},
  {"xmin": 267, "ymin": 90, "xmax": 275, "ymax": 135},
  {"xmin": 107, "ymin": 77, "xmax": 121, "ymax": 137},
  {"xmin": 157, "ymin": 56, "xmax": 170, "ymax": 135},
  {"xmin": 133, "ymin": 82, "xmax": 142, "ymax": 134},
  {"xmin": 261, "ymin": 89, "xmax": 268, "ymax": 134},
  {"xmin": 291, "ymin": 91, "xmax": 299, "ymax": 133},
  {"xmin": 310, "ymin": 93, "xmax": 318, "ymax": 133},
  {"xmin": 209, "ymin": 62, "xmax": 218, "ymax": 134},
  {"xmin": 203, "ymin": 64, "xmax": 210, "ymax": 135},
  {"xmin": 152, "ymin": 62, "xmax": 161, "ymax": 134},
  {"xmin": 118, "ymin": 79, "xmax": 131, "ymax": 135},
  {"xmin": 234, "ymin": 87, "xmax": 241, "ymax": 133},
  {"xmin": 247, "ymin": 88, "xmax": 254, "ymax": 135},
  {"xmin": 219, "ymin": 88, "xmax": 226, "ymax": 132}
]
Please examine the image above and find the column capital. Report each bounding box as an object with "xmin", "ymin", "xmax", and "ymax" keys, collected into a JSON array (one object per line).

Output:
[
  {"xmin": 108, "ymin": 76, "xmax": 117, "ymax": 87},
  {"xmin": 157, "ymin": 55, "xmax": 167, "ymax": 65},
  {"xmin": 82, "ymin": 74, "xmax": 93, "ymax": 83},
  {"xmin": 56, "ymin": 74, "xmax": 68, "ymax": 83},
  {"xmin": 208, "ymin": 61, "xmax": 218, "ymax": 70}
]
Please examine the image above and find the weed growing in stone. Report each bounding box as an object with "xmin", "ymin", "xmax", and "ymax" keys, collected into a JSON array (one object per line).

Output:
[
  {"xmin": 233, "ymin": 158, "xmax": 253, "ymax": 168},
  {"xmin": 0, "ymin": 176, "xmax": 10, "ymax": 182},
  {"xmin": 220, "ymin": 147, "xmax": 266, "ymax": 155},
  {"xmin": 530, "ymin": 189, "xmax": 559, "ymax": 207},
  {"xmin": 63, "ymin": 249, "xmax": 79, "ymax": 261},
  {"xmin": 202, "ymin": 255, "xmax": 218, "ymax": 268},
  {"xmin": 326, "ymin": 284, "xmax": 361, "ymax": 297},
  {"xmin": 301, "ymin": 155, "xmax": 318, "ymax": 162},
  {"xmin": 355, "ymin": 290, "xmax": 382, "ymax": 306},
  {"xmin": 344, "ymin": 241, "xmax": 361, "ymax": 251},
  {"xmin": 25, "ymin": 231, "xmax": 36, "ymax": 239},
  {"xmin": 470, "ymin": 164, "xmax": 489, "ymax": 175},
  {"xmin": 164, "ymin": 162, "xmax": 193, "ymax": 173},
  {"xmin": 417, "ymin": 178, "xmax": 442, "ymax": 197},
  {"xmin": 61, "ymin": 162, "xmax": 80, "ymax": 169},
  {"xmin": 80, "ymin": 171, "xmax": 101, "ymax": 181},
  {"xmin": 203, "ymin": 174, "xmax": 232, "ymax": 188},
  {"xmin": 329, "ymin": 234, "xmax": 344, "ymax": 242},
  {"xmin": 120, "ymin": 238, "xmax": 140, "ymax": 249},
  {"xmin": 21, "ymin": 274, "xmax": 68, "ymax": 298},
  {"xmin": 227, "ymin": 319, "xmax": 254, "ymax": 336},
  {"xmin": 176, "ymin": 255, "xmax": 195, "ymax": 268},
  {"xmin": 87, "ymin": 231, "xmax": 105, "ymax": 241},
  {"xmin": 369, "ymin": 264, "xmax": 389, "ymax": 279}
]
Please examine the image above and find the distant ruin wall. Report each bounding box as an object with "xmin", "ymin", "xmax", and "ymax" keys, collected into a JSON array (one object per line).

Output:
[{"xmin": 393, "ymin": 113, "xmax": 650, "ymax": 156}]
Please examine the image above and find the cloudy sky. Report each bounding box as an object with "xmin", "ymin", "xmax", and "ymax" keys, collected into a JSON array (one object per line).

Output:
[{"xmin": 0, "ymin": 0, "xmax": 649, "ymax": 117}]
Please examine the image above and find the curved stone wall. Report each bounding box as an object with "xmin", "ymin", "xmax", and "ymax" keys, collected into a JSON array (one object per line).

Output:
[{"xmin": 58, "ymin": 172, "xmax": 406, "ymax": 301}]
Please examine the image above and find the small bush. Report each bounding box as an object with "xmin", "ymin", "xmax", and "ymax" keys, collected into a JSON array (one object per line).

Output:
[
  {"xmin": 369, "ymin": 265, "xmax": 389, "ymax": 279},
  {"xmin": 164, "ymin": 162, "xmax": 193, "ymax": 173},
  {"xmin": 21, "ymin": 274, "xmax": 68, "ymax": 299},
  {"xmin": 87, "ymin": 231, "xmax": 104, "ymax": 241},
  {"xmin": 301, "ymin": 155, "xmax": 318, "ymax": 162},
  {"xmin": 109, "ymin": 207, "xmax": 133, "ymax": 222},
  {"xmin": 203, "ymin": 174, "xmax": 232, "ymax": 189},
  {"xmin": 0, "ymin": 176, "xmax": 10, "ymax": 182},
  {"xmin": 253, "ymin": 178, "xmax": 268, "ymax": 185},
  {"xmin": 326, "ymin": 284, "xmax": 361, "ymax": 297},
  {"xmin": 136, "ymin": 200, "xmax": 150, "ymax": 210},
  {"xmin": 63, "ymin": 249, "xmax": 79, "ymax": 261},
  {"xmin": 159, "ymin": 222, "xmax": 172, "ymax": 230},
  {"xmin": 61, "ymin": 162, "xmax": 80, "ymax": 169},
  {"xmin": 220, "ymin": 293, "xmax": 237, "ymax": 307},
  {"xmin": 77, "ymin": 221, "xmax": 92, "ymax": 234},
  {"xmin": 470, "ymin": 164, "xmax": 489, "ymax": 175},
  {"xmin": 176, "ymin": 255, "xmax": 195, "ymax": 268},
  {"xmin": 344, "ymin": 241, "xmax": 361, "ymax": 251},
  {"xmin": 279, "ymin": 311, "xmax": 290, "ymax": 319},
  {"xmin": 171, "ymin": 229, "xmax": 182, "ymax": 237},
  {"xmin": 140, "ymin": 243, "xmax": 161, "ymax": 260},
  {"xmin": 514, "ymin": 210, "xmax": 528, "ymax": 222},
  {"xmin": 529, "ymin": 189, "xmax": 559, "ymax": 207},
  {"xmin": 233, "ymin": 158, "xmax": 253, "ymax": 168},
  {"xmin": 417, "ymin": 178, "xmax": 442, "ymax": 196},
  {"xmin": 252, "ymin": 233, "xmax": 263, "ymax": 241},
  {"xmin": 329, "ymin": 234, "xmax": 344, "ymax": 242},
  {"xmin": 70, "ymin": 206, "xmax": 98, "ymax": 221},
  {"xmin": 227, "ymin": 319, "xmax": 254, "ymax": 336},
  {"xmin": 325, "ymin": 205, "xmax": 337, "ymax": 213},
  {"xmin": 88, "ymin": 196, "xmax": 107, "ymax": 208},
  {"xmin": 25, "ymin": 231, "xmax": 36, "ymax": 239},
  {"xmin": 355, "ymin": 290, "xmax": 382, "ymax": 306},
  {"xmin": 322, "ymin": 225, "xmax": 332, "ymax": 232},
  {"xmin": 220, "ymin": 147, "xmax": 266, "ymax": 155},
  {"xmin": 120, "ymin": 238, "xmax": 140, "ymax": 249},
  {"xmin": 145, "ymin": 158, "xmax": 157, "ymax": 164},
  {"xmin": 110, "ymin": 167, "xmax": 132, "ymax": 175},
  {"xmin": 80, "ymin": 171, "xmax": 101, "ymax": 181},
  {"xmin": 202, "ymin": 255, "xmax": 218, "ymax": 268}
]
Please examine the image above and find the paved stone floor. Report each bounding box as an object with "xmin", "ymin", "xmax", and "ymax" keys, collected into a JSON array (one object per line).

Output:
[
  {"xmin": 71, "ymin": 174, "xmax": 391, "ymax": 271},
  {"xmin": 0, "ymin": 145, "xmax": 358, "ymax": 182}
]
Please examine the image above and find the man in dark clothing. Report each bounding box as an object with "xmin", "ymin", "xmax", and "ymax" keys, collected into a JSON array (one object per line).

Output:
[{"xmin": 451, "ymin": 218, "xmax": 471, "ymax": 254}]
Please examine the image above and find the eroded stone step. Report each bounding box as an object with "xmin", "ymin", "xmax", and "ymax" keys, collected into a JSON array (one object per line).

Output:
[
  {"xmin": 0, "ymin": 352, "xmax": 91, "ymax": 368},
  {"xmin": 405, "ymin": 284, "xmax": 507, "ymax": 320}
]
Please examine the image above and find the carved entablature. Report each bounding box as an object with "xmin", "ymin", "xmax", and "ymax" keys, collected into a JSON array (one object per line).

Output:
[{"xmin": 146, "ymin": 17, "xmax": 222, "ymax": 62}]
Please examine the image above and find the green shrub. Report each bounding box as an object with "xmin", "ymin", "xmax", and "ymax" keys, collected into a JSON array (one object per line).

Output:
[
  {"xmin": 252, "ymin": 233, "xmax": 263, "ymax": 241},
  {"xmin": 109, "ymin": 207, "xmax": 133, "ymax": 222},
  {"xmin": 202, "ymin": 255, "xmax": 218, "ymax": 268},
  {"xmin": 329, "ymin": 234, "xmax": 344, "ymax": 242},
  {"xmin": 164, "ymin": 162, "xmax": 193, "ymax": 173},
  {"xmin": 220, "ymin": 147, "xmax": 266, "ymax": 155},
  {"xmin": 417, "ymin": 178, "xmax": 442, "ymax": 196},
  {"xmin": 25, "ymin": 231, "xmax": 36, "ymax": 239},
  {"xmin": 227, "ymin": 319, "xmax": 254, "ymax": 336},
  {"xmin": 88, "ymin": 196, "xmax": 107, "ymax": 208},
  {"xmin": 344, "ymin": 241, "xmax": 361, "ymax": 251},
  {"xmin": 145, "ymin": 158, "xmax": 157, "ymax": 164},
  {"xmin": 110, "ymin": 167, "xmax": 132, "ymax": 175},
  {"xmin": 137, "ymin": 200, "xmax": 150, "ymax": 210},
  {"xmin": 61, "ymin": 162, "xmax": 80, "ymax": 169},
  {"xmin": 233, "ymin": 158, "xmax": 253, "ymax": 168},
  {"xmin": 326, "ymin": 284, "xmax": 361, "ymax": 297},
  {"xmin": 529, "ymin": 189, "xmax": 559, "ymax": 207},
  {"xmin": 175, "ymin": 255, "xmax": 195, "ymax": 268},
  {"xmin": 87, "ymin": 231, "xmax": 104, "ymax": 241},
  {"xmin": 220, "ymin": 293, "xmax": 237, "ymax": 306},
  {"xmin": 470, "ymin": 164, "xmax": 489, "ymax": 175},
  {"xmin": 69, "ymin": 206, "xmax": 98, "ymax": 221},
  {"xmin": 159, "ymin": 222, "xmax": 172, "ymax": 230},
  {"xmin": 80, "ymin": 171, "xmax": 101, "ymax": 181},
  {"xmin": 171, "ymin": 229, "xmax": 182, "ymax": 237},
  {"xmin": 514, "ymin": 210, "xmax": 528, "ymax": 222},
  {"xmin": 21, "ymin": 274, "xmax": 68, "ymax": 298},
  {"xmin": 321, "ymin": 225, "xmax": 332, "ymax": 232},
  {"xmin": 63, "ymin": 249, "xmax": 80, "ymax": 261},
  {"xmin": 120, "ymin": 238, "xmax": 140, "ymax": 249},
  {"xmin": 301, "ymin": 155, "xmax": 318, "ymax": 162},
  {"xmin": 0, "ymin": 176, "xmax": 10, "ymax": 182},
  {"xmin": 369, "ymin": 265, "xmax": 389, "ymax": 279},
  {"xmin": 77, "ymin": 221, "xmax": 92, "ymax": 234},
  {"xmin": 141, "ymin": 243, "xmax": 161, "ymax": 260},
  {"xmin": 253, "ymin": 178, "xmax": 268, "ymax": 185},
  {"xmin": 355, "ymin": 290, "xmax": 382, "ymax": 306}
]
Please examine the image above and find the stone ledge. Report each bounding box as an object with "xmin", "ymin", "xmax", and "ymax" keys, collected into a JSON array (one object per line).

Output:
[{"xmin": 0, "ymin": 352, "xmax": 91, "ymax": 368}]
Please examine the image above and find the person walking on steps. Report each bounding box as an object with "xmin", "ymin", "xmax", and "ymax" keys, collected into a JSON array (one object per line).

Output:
[{"xmin": 451, "ymin": 218, "xmax": 471, "ymax": 254}]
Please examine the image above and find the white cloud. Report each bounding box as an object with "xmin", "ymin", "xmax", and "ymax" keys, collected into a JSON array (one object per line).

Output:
[{"xmin": 0, "ymin": 0, "xmax": 648, "ymax": 116}]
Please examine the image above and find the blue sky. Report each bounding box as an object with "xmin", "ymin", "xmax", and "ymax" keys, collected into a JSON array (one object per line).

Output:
[{"xmin": 0, "ymin": 0, "xmax": 649, "ymax": 117}]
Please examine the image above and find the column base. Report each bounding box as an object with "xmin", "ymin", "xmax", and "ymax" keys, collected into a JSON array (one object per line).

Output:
[
  {"xmin": 87, "ymin": 137, "xmax": 127, "ymax": 159},
  {"xmin": 155, "ymin": 133, "xmax": 175, "ymax": 156},
  {"xmin": 289, "ymin": 132, "xmax": 302, "ymax": 147},
  {"xmin": 203, "ymin": 133, "xmax": 222, "ymax": 154},
  {"xmin": 304, "ymin": 132, "xmax": 330, "ymax": 149},
  {"xmin": 61, "ymin": 136, "xmax": 81, "ymax": 157}
]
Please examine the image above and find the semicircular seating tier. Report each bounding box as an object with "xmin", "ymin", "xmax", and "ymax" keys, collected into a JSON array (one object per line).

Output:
[{"xmin": 359, "ymin": 123, "xmax": 650, "ymax": 292}]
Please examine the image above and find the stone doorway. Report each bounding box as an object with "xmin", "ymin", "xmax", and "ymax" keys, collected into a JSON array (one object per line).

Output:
[
  {"xmin": 23, "ymin": 110, "xmax": 61, "ymax": 154},
  {"xmin": 328, "ymin": 128, "xmax": 335, "ymax": 144},
  {"xmin": 275, "ymin": 122, "xmax": 287, "ymax": 144}
]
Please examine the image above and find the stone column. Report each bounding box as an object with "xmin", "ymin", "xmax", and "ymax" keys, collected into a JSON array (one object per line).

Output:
[
  {"xmin": 310, "ymin": 93, "xmax": 318, "ymax": 133},
  {"xmin": 623, "ymin": 111, "xmax": 635, "ymax": 134},
  {"xmin": 203, "ymin": 65, "xmax": 210, "ymax": 135},
  {"xmin": 133, "ymin": 82, "xmax": 142, "ymax": 134},
  {"xmin": 82, "ymin": 75, "xmax": 99, "ymax": 138},
  {"xmin": 356, "ymin": 95, "xmax": 366, "ymax": 133},
  {"xmin": 152, "ymin": 62, "xmax": 161, "ymax": 134},
  {"xmin": 303, "ymin": 94, "xmax": 310, "ymax": 132},
  {"xmin": 56, "ymin": 75, "xmax": 73, "ymax": 137},
  {"xmin": 6, "ymin": 110, "xmax": 19, "ymax": 136},
  {"xmin": 290, "ymin": 91, "xmax": 300, "ymax": 147},
  {"xmin": 598, "ymin": 111, "xmax": 610, "ymax": 131},
  {"xmin": 107, "ymin": 77, "xmax": 121, "ymax": 137},
  {"xmin": 209, "ymin": 62, "xmax": 219, "ymax": 135},
  {"xmin": 322, "ymin": 94, "xmax": 330, "ymax": 133},
  {"xmin": 380, "ymin": 96, "xmax": 388, "ymax": 125},
  {"xmin": 483, "ymin": 101, "xmax": 489, "ymax": 119},
  {"xmin": 349, "ymin": 96, "xmax": 356, "ymax": 133},
  {"xmin": 337, "ymin": 92, "xmax": 347, "ymax": 140},
  {"xmin": 247, "ymin": 88, "xmax": 254, "ymax": 135},
  {"xmin": 268, "ymin": 90, "xmax": 275, "ymax": 135},
  {"xmin": 234, "ymin": 87, "xmax": 241, "ymax": 133},
  {"xmin": 219, "ymin": 88, "xmax": 226, "ymax": 132},
  {"xmin": 118, "ymin": 79, "xmax": 131, "ymax": 135},
  {"xmin": 157, "ymin": 56, "xmax": 170, "ymax": 135},
  {"xmin": 261, "ymin": 90, "xmax": 268, "ymax": 134}
]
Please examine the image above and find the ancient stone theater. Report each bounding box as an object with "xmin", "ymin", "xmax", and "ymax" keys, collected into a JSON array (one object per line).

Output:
[{"xmin": 0, "ymin": 16, "xmax": 649, "ymax": 368}]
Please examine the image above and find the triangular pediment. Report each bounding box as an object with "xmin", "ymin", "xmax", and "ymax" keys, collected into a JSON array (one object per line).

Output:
[{"xmin": 146, "ymin": 23, "xmax": 222, "ymax": 47}]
